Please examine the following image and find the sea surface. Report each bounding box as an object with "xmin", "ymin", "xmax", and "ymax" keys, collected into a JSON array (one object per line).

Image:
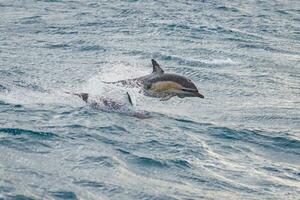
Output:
[{"xmin": 0, "ymin": 0, "xmax": 300, "ymax": 199}]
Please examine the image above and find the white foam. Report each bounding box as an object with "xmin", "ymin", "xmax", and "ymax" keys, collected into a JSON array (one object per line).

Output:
[
  {"xmin": 204, "ymin": 58, "xmax": 238, "ymax": 65},
  {"xmin": 0, "ymin": 88, "xmax": 84, "ymax": 108}
]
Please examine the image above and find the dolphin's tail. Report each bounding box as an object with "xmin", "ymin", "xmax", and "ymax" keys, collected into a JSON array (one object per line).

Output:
[
  {"xmin": 102, "ymin": 78, "xmax": 142, "ymax": 88},
  {"xmin": 102, "ymin": 80, "xmax": 128, "ymax": 84},
  {"xmin": 102, "ymin": 81, "xmax": 117, "ymax": 84}
]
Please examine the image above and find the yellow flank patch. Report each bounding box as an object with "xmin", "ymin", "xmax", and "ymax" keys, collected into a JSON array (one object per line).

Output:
[{"xmin": 150, "ymin": 81, "xmax": 182, "ymax": 92}]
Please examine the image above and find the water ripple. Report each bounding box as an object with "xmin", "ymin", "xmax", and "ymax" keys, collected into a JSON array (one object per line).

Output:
[
  {"xmin": 50, "ymin": 191, "xmax": 77, "ymax": 200},
  {"xmin": 0, "ymin": 0, "xmax": 299, "ymax": 199},
  {"xmin": 0, "ymin": 128, "xmax": 57, "ymax": 138}
]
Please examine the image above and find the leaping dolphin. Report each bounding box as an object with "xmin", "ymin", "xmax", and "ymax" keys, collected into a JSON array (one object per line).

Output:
[{"xmin": 105, "ymin": 59, "xmax": 204, "ymax": 101}]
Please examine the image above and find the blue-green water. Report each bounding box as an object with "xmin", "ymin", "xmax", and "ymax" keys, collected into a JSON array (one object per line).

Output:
[{"xmin": 0, "ymin": 1, "xmax": 300, "ymax": 199}]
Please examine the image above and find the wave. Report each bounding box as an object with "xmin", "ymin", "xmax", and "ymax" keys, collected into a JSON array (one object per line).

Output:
[
  {"xmin": 49, "ymin": 191, "xmax": 77, "ymax": 200},
  {"xmin": 6, "ymin": 195, "xmax": 36, "ymax": 200},
  {"xmin": 0, "ymin": 128, "xmax": 57, "ymax": 138},
  {"xmin": 116, "ymin": 148, "xmax": 192, "ymax": 170},
  {"xmin": 207, "ymin": 127, "xmax": 300, "ymax": 154},
  {"xmin": 169, "ymin": 116, "xmax": 300, "ymax": 154}
]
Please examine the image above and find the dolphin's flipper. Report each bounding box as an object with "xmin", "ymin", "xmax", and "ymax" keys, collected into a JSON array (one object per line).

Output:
[
  {"xmin": 160, "ymin": 94, "xmax": 174, "ymax": 101},
  {"xmin": 126, "ymin": 92, "xmax": 133, "ymax": 106},
  {"xmin": 151, "ymin": 59, "xmax": 164, "ymax": 74}
]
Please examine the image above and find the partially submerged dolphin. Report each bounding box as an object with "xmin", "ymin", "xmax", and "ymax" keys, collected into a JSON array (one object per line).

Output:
[
  {"xmin": 105, "ymin": 59, "xmax": 204, "ymax": 101},
  {"xmin": 71, "ymin": 92, "xmax": 150, "ymax": 119}
]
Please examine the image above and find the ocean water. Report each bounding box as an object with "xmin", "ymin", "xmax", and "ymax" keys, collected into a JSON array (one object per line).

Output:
[{"xmin": 0, "ymin": 0, "xmax": 300, "ymax": 199}]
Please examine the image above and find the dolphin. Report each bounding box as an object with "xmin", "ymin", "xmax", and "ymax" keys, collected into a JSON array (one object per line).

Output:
[
  {"xmin": 71, "ymin": 92, "xmax": 151, "ymax": 119},
  {"xmin": 104, "ymin": 59, "xmax": 204, "ymax": 101}
]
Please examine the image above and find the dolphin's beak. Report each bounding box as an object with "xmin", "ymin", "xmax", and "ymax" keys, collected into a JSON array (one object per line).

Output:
[
  {"xmin": 197, "ymin": 92, "xmax": 204, "ymax": 98},
  {"xmin": 181, "ymin": 88, "xmax": 204, "ymax": 98}
]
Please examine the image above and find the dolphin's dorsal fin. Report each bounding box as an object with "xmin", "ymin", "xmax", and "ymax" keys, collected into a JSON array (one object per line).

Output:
[
  {"xmin": 151, "ymin": 59, "xmax": 164, "ymax": 74},
  {"xmin": 126, "ymin": 92, "xmax": 133, "ymax": 106},
  {"xmin": 72, "ymin": 93, "xmax": 89, "ymax": 103}
]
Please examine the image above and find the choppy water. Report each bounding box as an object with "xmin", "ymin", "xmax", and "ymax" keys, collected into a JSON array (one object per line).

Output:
[{"xmin": 1, "ymin": 0, "xmax": 300, "ymax": 199}]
